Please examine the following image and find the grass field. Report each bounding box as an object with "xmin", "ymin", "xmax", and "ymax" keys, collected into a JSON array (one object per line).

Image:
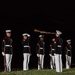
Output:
[{"xmin": 0, "ymin": 68, "xmax": 75, "ymax": 75}]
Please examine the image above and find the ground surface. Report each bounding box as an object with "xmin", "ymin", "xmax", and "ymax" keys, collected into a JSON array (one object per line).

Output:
[{"xmin": 0, "ymin": 68, "xmax": 75, "ymax": 75}]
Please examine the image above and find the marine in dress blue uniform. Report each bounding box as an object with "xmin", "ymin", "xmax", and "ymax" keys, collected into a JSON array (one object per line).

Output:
[
  {"xmin": 36, "ymin": 35, "xmax": 45, "ymax": 70},
  {"xmin": 49, "ymin": 38, "xmax": 56, "ymax": 70},
  {"xmin": 2, "ymin": 30, "xmax": 13, "ymax": 72},
  {"xmin": 22, "ymin": 33, "xmax": 31, "ymax": 71},
  {"xmin": 65, "ymin": 40, "xmax": 72, "ymax": 69},
  {"xmin": 55, "ymin": 30, "xmax": 63, "ymax": 72}
]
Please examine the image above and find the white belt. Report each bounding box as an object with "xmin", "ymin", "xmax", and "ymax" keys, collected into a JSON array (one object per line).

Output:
[
  {"xmin": 68, "ymin": 50, "xmax": 70, "ymax": 51},
  {"xmin": 40, "ymin": 48, "xmax": 43, "ymax": 49},
  {"xmin": 5, "ymin": 45, "xmax": 12, "ymax": 47},
  {"xmin": 57, "ymin": 45, "xmax": 61, "ymax": 47},
  {"xmin": 52, "ymin": 49, "xmax": 55, "ymax": 50},
  {"xmin": 24, "ymin": 46, "xmax": 29, "ymax": 47}
]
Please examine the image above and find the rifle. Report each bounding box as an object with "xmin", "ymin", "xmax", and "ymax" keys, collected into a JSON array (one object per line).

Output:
[
  {"xmin": 3, "ymin": 40, "xmax": 6, "ymax": 72},
  {"xmin": 34, "ymin": 29, "xmax": 55, "ymax": 34},
  {"xmin": 4, "ymin": 55, "xmax": 6, "ymax": 72}
]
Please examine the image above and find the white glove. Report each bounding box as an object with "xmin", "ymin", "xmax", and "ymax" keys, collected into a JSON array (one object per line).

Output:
[
  {"xmin": 27, "ymin": 34, "xmax": 30, "ymax": 37},
  {"xmin": 2, "ymin": 52, "xmax": 5, "ymax": 56},
  {"xmin": 37, "ymin": 54, "xmax": 40, "ymax": 57},
  {"xmin": 65, "ymin": 55, "xmax": 68, "ymax": 57},
  {"xmin": 54, "ymin": 53, "xmax": 56, "ymax": 56},
  {"xmin": 49, "ymin": 54, "xmax": 52, "ymax": 56}
]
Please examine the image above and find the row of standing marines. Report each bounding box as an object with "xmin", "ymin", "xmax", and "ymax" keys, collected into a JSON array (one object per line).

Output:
[{"xmin": 1, "ymin": 30, "xmax": 72, "ymax": 72}]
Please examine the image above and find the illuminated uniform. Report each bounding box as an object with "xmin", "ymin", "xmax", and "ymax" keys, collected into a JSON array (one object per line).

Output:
[
  {"xmin": 55, "ymin": 30, "xmax": 63, "ymax": 72},
  {"xmin": 36, "ymin": 35, "xmax": 45, "ymax": 70},
  {"xmin": 2, "ymin": 30, "xmax": 13, "ymax": 72},
  {"xmin": 65, "ymin": 40, "xmax": 72, "ymax": 69},
  {"xmin": 22, "ymin": 33, "xmax": 31, "ymax": 71}
]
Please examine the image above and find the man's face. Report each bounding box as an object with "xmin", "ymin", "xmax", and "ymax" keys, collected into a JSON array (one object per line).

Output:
[
  {"xmin": 6, "ymin": 33, "xmax": 11, "ymax": 37},
  {"xmin": 40, "ymin": 37, "xmax": 44, "ymax": 41},
  {"xmin": 23, "ymin": 35, "xmax": 27, "ymax": 40},
  {"xmin": 68, "ymin": 42, "xmax": 71, "ymax": 44},
  {"xmin": 56, "ymin": 34, "xmax": 60, "ymax": 37}
]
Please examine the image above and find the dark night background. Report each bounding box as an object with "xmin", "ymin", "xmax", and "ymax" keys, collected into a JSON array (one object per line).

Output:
[{"xmin": 0, "ymin": 1, "xmax": 75, "ymax": 70}]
